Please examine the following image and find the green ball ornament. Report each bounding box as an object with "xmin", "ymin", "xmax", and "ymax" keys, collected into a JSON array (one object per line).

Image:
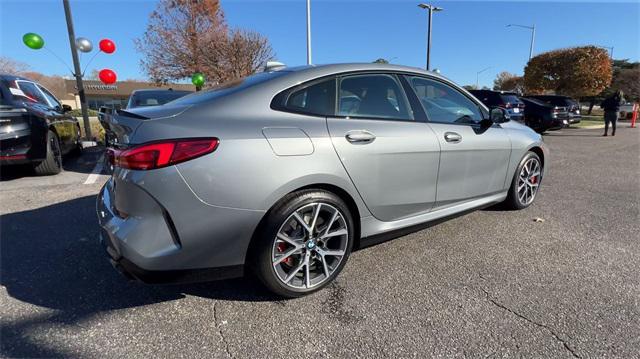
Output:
[
  {"xmin": 191, "ymin": 73, "xmax": 205, "ymax": 87},
  {"xmin": 23, "ymin": 33, "xmax": 44, "ymax": 50}
]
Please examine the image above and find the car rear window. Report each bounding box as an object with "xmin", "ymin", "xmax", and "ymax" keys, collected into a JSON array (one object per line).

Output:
[
  {"xmin": 130, "ymin": 90, "xmax": 192, "ymax": 108},
  {"xmin": 169, "ymin": 71, "xmax": 289, "ymax": 106},
  {"xmin": 15, "ymin": 81, "xmax": 49, "ymax": 105},
  {"xmin": 532, "ymin": 96, "xmax": 570, "ymax": 106},
  {"xmin": 500, "ymin": 95, "xmax": 521, "ymax": 104}
]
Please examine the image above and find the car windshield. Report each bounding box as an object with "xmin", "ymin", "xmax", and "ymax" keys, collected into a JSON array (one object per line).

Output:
[
  {"xmin": 523, "ymin": 98, "xmax": 548, "ymax": 106},
  {"xmin": 168, "ymin": 71, "xmax": 289, "ymax": 106},
  {"xmin": 130, "ymin": 90, "xmax": 192, "ymax": 108}
]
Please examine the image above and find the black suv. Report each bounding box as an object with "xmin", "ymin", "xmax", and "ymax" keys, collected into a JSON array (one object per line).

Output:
[
  {"xmin": 468, "ymin": 89, "xmax": 526, "ymax": 123},
  {"xmin": 0, "ymin": 74, "xmax": 82, "ymax": 175},
  {"xmin": 526, "ymin": 95, "xmax": 581, "ymax": 124}
]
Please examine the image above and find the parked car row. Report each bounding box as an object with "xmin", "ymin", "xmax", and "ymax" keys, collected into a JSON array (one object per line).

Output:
[
  {"xmin": 0, "ymin": 72, "xmax": 193, "ymax": 176},
  {"xmin": 0, "ymin": 74, "xmax": 82, "ymax": 175},
  {"xmin": 469, "ymin": 90, "xmax": 581, "ymax": 133}
]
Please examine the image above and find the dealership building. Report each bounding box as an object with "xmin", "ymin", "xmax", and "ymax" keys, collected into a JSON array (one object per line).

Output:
[{"xmin": 61, "ymin": 80, "xmax": 195, "ymax": 110}]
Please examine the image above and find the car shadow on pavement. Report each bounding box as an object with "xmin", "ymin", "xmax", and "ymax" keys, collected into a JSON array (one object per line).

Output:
[
  {"xmin": 0, "ymin": 146, "xmax": 106, "ymax": 181},
  {"xmin": 0, "ymin": 195, "xmax": 278, "ymax": 358}
]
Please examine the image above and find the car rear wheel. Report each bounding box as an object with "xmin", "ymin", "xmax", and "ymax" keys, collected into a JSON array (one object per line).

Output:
[
  {"xmin": 34, "ymin": 130, "xmax": 62, "ymax": 176},
  {"xmin": 70, "ymin": 124, "xmax": 83, "ymax": 157},
  {"xmin": 504, "ymin": 151, "xmax": 542, "ymax": 210},
  {"xmin": 253, "ymin": 190, "xmax": 354, "ymax": 298}
]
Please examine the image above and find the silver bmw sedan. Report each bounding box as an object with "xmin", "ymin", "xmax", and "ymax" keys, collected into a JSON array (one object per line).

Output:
[{"xmin": 97, "ymin": 63, "xmax": 547, "ymax": 297}]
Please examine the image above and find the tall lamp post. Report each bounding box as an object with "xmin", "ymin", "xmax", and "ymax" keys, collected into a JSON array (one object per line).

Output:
[
  {"xmin": 506, "ymin": 23, "xmax": 536, "ymax": 61},
  {"xmin": 62, "ymin": 0, "xmax": 92, "ymax": 140},
  {"xmin": 418, "ymin": 3, "xmax": 443, "ymax": 71},
  {"xmin": 306, "ymin": 0, "xmax": 312, "ymax": 65},
  {"xmin": 476, "ymin": 66, "xmax": 492, "ymax": 89}
]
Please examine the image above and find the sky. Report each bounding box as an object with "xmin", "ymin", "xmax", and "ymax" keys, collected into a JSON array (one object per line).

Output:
[{"xmin": 1, "ymin": 0, "xmax": 639, "ymax": 88}]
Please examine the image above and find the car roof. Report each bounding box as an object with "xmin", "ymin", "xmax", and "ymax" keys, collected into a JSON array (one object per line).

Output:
[
  {"xmin": 270, "ymin": 63, "xmax": 450, "ymax": 83},
  {"xmin": 0, "ymin": 74, "xmax": 35, "ymax": 82}
]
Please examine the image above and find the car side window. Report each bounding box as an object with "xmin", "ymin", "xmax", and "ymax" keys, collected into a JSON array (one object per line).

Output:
[
  {"xmin": 408, "ymin": 76, "xmax": 483, "ymax": 125},
  {"xmin": 338, "ymin": 74, "xmax": 413, "ymax": 121},
  {"xmin": 280, "ymin": 78, "xmax": 336, "ymax": 116},
  {"xmin": 38, "ymin": 85, "xmax": 62, "ymax": 110},
  {"xmin": 16, "ymin": 81, "xmax": 49, "ymax": 106}
]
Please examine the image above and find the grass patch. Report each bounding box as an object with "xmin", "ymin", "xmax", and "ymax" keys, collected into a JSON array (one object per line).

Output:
[
  {"xmin": 75, "ymin": 116, "xmax": 105, "ymax": 143},
  {"xmin": 573, "ymin": 117, "xmax": 604, "ymax": 128}
]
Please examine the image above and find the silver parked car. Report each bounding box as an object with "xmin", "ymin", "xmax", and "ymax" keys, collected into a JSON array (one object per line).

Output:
[{"xmin": 97, "ymin": 63, "xmax": 548, "ymax": 297}]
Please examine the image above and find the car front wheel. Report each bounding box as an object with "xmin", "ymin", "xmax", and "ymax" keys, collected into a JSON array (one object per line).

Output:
[
  {"xmin": 504, "ymin": 151, "xmax": 542, "ymax": 210},
  {"xmin": 253, "ymin": 190, "xmax": 354, "ymax": 298}
]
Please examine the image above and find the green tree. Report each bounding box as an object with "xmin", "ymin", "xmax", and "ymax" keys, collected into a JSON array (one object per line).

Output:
[{"xmin": 373, "ymin": 58, "xmax": 389, "ymax": 64}]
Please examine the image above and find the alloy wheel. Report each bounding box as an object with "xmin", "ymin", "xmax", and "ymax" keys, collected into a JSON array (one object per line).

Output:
[
  {"xmin": 50, "ymin": 134, "xmax": 62, "ymax": 168},
  {"xmin": 271, "ymin": 203, "xmax": 349, "ymax": 290},
  {"xmin": 517, "ymin": 157, "xmax": 541, "ymax": 206}
]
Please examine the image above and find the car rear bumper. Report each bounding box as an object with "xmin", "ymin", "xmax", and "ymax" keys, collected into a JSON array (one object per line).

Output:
[
  {"xmin": 96, "ymin": 167, "xmax": 265, "ymax": 284},
  {"xmin": 0, "ymin": 129, "xmax": 45, "ymax": 165}
]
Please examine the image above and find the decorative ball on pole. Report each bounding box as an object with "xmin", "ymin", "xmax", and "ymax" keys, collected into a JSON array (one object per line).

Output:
[
  {"xmin": 191, "ymin": 72, "xmax": 205, "ymax": 90},
  {"xmin": 98, "ymin": 69, "xmax": 117, "ymax": 85},
  {"xmin": 99, "ymin": 39, "xmax": 116, "ymax": 54},
  {"xmin": 22, "ymin": 33, "xmax": 45, "ymax": 50},
  {"xmin": 75, "ymin": 37, "xmax": 93, "ymax": 53}
]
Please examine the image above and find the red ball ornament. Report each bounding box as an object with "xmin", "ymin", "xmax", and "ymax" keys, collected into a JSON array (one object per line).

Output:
[
  {"xmin": 98, "ymin": 69, "xmax": 117, "ymax": 84},
  {"xmin": 99, "ymin": 39, "xmax": 116, "ymax": 54}
]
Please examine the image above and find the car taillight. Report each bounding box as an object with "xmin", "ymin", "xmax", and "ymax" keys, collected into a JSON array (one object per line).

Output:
[{"xmin": 109, "ymin": 138, "xmax": 219, "ymax": 170}]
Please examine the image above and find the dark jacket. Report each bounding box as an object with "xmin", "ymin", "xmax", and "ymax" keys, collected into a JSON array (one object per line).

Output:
[{"xmin": 600, "ymin": 94, "xmax": 624, "ymax": 113}]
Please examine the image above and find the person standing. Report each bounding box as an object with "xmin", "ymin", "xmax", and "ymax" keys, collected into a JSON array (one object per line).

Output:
[{"xmin": 600, "ymin": 90, "xmax": 625, "ymax": 136}]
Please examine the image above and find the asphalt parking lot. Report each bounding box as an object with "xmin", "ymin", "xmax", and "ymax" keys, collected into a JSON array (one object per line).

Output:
[{"xmin": 1, "ymin": 126, "xmax": 638, "ymax": 358}]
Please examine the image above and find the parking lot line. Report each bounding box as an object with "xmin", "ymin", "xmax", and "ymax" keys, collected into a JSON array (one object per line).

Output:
[{"xmin": 83, "ymin": 155, "xmax": 105, "ymax": 185}]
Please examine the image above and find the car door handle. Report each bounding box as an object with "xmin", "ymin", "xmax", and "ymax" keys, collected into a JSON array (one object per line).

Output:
[
  {"xmin": 345, "ymin": 130, "xmax": 376, "ymax": 144},
  {"xmin": 444, "ymin": 132, "xmax": 462, "ymax": 143}
]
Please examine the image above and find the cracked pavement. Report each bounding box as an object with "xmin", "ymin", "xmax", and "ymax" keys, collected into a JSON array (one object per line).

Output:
[{"xmin": 1, "ymin": 126, "xmax": 639, "ymax": 358}]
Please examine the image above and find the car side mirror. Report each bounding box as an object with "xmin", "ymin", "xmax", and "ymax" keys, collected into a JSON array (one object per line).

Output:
[
  {"xmin": 490, "ymin": 107, "xmax": 510, "ymax": 123},
  {"xmin": 62, "ymin": 104, "xmax": 73, "ymax": 113}
]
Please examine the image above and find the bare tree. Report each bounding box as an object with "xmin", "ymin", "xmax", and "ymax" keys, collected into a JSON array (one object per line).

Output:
[
  {"xmin": 0, "ymin": 56, "xmax": 29, "ymax": 75},
  {"xmin": 136, "ymin": 0, "xmax": 273, "ymax": 87},
  {"xmin": 135, "ymin": 0, "xmax": 227, "ymax": 84},
  {"xmin": 217, "ymin": 30, "xmax": 273, "ymax": 82}
]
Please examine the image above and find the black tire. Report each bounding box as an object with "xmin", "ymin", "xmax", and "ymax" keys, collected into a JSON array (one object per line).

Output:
[
  {"xmin": 503, "ymin": 151, "xmax": 542, "ymax": 210},
  {"xmin": 34, "ymin": 130, "xmax": 62, "ymax": 176},
  {"xmin": 252, "ymin": 189, "xmax": 355, "ymax": 298},
  {"xmin": 69, "ymin": 125, "xmax": 83, "ymax": 157}
]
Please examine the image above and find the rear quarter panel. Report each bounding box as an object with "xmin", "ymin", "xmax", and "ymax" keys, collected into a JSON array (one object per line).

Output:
[{"xmin": 131, "ymin": 87, "xmax": 371, "ymax": 218}]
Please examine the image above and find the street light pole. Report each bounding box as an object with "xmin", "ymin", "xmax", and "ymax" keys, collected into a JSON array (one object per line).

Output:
[
  {"xmin": 529, "ymin": 24, "xmax": 535, "ymax": 60},
  {"xmin": 476, "ymin": 66, "xmax": 491, "ymax": 89},
  {"xmin": 598, "ymin": 45, "xmax": 614, "ymax": 59},
  {"xmin": 507, "ymin": 23, "xmax": 536, "ymax": 61},
  {"xmin": 306, "ymin": 0, "xmax": 312, "ymax": 65},
  {"xmin": 418, "ymin": 3, "xmax": 443, "ymax": 71},
  {"xmin": 62, "ymin": 0, "xmax": 92, "ymax": 140}
]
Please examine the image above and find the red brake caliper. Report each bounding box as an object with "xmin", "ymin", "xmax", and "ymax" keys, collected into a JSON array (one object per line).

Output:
[
  {"xmin": 277, "ymin": 242, "xmax": 293, "ymax": 266},
  {"xmin": 530, "ymin": 175, "xmax": 537, "ymax": 184}
]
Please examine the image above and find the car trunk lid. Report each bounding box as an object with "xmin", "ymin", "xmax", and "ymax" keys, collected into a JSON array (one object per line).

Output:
[
  {"xmin": 0, "ymin": 105, "xmax": 30, "ymax": 135},
  {"xmin": 100, "ymin": 104, "xmax": 192, "ymax": 147}
]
